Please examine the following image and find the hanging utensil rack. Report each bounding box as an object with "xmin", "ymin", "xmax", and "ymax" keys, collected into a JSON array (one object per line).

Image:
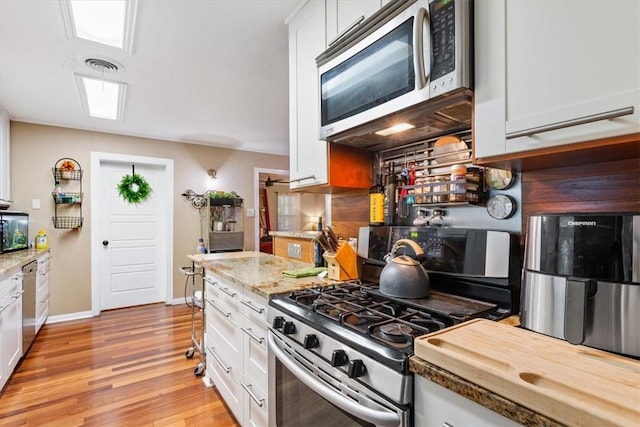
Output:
[{"xmin": 376, "ymin": 130, "xmax": 485, "ymax": 207}]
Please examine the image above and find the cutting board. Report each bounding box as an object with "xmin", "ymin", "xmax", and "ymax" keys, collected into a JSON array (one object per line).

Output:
[{"xmin": 414, "ymin": 319, "xmax": 640, "ymax": 427}]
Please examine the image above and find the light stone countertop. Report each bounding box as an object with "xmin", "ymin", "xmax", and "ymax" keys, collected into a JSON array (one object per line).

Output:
[
  {"xmin": 188, "ymin": 251, "xmax": 337, "ymax": 298},
  {"xmin": 0, "ymin": 248, "xmax": 49, "ymax": 275}
]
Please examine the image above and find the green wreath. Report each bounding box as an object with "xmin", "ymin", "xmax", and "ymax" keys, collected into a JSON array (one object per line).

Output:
[{"xmin": 117, "ymin": 174, "xmax": 152, "ymax": 204}]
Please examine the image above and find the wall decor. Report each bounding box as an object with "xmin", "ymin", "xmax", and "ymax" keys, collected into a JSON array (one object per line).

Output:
[{"xmin": 118, "ymin": 165, "xmax": 151, "ymax": 204}]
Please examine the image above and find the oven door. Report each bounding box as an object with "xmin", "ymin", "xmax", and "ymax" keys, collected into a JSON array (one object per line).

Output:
[{"xmin": 268, "ymin": 331, "xmax": 409, "ymax": 427}]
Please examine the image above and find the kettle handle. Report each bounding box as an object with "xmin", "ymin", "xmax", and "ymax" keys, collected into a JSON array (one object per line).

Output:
[{"xmin": 390, "ymin": 239, "xmax": 425, "ymax": 259}]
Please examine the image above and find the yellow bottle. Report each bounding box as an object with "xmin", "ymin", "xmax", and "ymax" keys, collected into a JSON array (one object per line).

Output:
[{"xmin": 35, "ymin": 229, "xmax": 48, "ymax": 250}]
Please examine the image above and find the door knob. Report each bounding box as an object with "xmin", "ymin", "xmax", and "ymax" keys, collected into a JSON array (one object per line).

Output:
[{"xmin": 102, "ymin": 240, "xmax": 109, "ymax": 246}]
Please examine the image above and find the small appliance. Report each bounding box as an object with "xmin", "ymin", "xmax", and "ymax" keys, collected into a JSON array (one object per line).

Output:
[
  {"xmin": 520, "ymin": 213, "xmax": 640, "ymax": 358},
  {"xmin": 316, "ymin": 0, "xmax": 473, "ymax": 150}
]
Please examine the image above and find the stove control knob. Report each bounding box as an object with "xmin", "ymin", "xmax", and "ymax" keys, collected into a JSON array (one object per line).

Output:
[
  {"xmin": 282, "ymin": 321, "xmax": 296, "ymax": 335},
  {"xmin": 331, "ymin": 349, "xmax": 348, "ymax": 367},
  {"xmin": 303, "ymin": 334, "xmax": 319, "ymax": 349},
  {"xmin": 348, "ymin": 359, "xmax": 366, "ymax": 378},
  {"xmin": 272, "ymin": 316, "xmax": 285, "ymax": 330}
]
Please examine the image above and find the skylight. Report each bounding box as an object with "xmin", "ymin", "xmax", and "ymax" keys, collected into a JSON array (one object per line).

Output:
[
  {"xmin": 76, "ymin": 75, "xmax": 127, "ymax": 121},
  {"xmin": 60, "ymin": 0, "xmax": 137, "ymax": 52}
]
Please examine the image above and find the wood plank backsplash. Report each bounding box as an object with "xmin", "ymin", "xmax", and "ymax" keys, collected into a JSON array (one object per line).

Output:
[
  {"xmin": 330, "ymin": 155, "xmax": 639, "ymax": 246},
  {"xmin": 521, "ymin": 157, "xmax": 640, "ymax": 242},
  {"xmin": 329, "ymin": 190, "xmax": 368, "ymax": 240}
]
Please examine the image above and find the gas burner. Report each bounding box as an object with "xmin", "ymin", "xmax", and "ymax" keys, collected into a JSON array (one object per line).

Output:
[
  {"xmin": 342, "ymin": 307, "xmax": 390, "ymax": 332},
  {"xmin": 379, "ymin": 323, "xmax": 414, "ymax": 343},
  {"xmin": 314, "ymin": 301, "xmax": 361, "ymax": 320}
]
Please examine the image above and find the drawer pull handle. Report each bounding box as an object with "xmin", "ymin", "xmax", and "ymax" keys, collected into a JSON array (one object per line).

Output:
[
  {"xmin": 210, "ymin": 301, "xmax": 231, "ymax": 318},
  {"xmin": 219, "ymin": 286, "xmax": 237, "ymax": 298},
  {"xmin": 241, "ymin": 327, "xmax": 264, "ymax": 344},
  {"xmin": 0, "ymin": 304, "xmax": 7, "ymax": 314},
  {"xmin": 506, "ymin": 106, "xmax": 634, "ymax": 139},
  {"xmin": 241, "ymin": 383, "xmax": 265, "ymax": 407},
  {"xmin": 207, "ymin": 346, "xmax": 231, "ymax": 374},
  {"xmin": 203, "ymin": 277, "xmax": 217, "ymax": 285},
  {"xmin": 241, "ymin": 300, "xmax": 264, "ymax": 314}
]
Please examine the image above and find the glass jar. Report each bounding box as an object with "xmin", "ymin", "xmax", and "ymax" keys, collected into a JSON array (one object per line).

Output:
[{"xmin": 450, "ymin": 164, "xmax": 467, "ymax": 202}]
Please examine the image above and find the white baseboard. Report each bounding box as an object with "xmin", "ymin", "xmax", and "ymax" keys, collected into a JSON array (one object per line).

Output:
[
  {"xmin": 45, "ymin": 300, "xmax": 193, "ymax": 325},
  {"xmin": 46, "ymin": 311, "xmax": 94, "ymax": 324}
]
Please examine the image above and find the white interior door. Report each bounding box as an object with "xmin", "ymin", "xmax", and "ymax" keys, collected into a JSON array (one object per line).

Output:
[{"xmin": 91, "ymin": 154, "xmax": 172, "ymax": 313}]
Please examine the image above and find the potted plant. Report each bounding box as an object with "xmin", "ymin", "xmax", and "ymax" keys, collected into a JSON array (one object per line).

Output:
[{"xmin": 209, "ymin": 191, "xmax": 242, "ymax": 206}]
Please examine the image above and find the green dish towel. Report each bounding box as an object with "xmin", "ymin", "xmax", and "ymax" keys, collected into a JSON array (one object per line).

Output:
[{"xmin": 281, "ymin": 266, "xmax": 327, "ymax": 278}]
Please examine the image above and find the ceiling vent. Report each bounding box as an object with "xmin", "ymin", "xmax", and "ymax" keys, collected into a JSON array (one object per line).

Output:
[{"xmin": 84, "ymin": 57, "xmax": 121, "ymax": 73}]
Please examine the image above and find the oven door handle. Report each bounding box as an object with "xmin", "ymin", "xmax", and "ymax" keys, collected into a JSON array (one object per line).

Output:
[{"xmin": 268, "ymin": 333, "xmax": 401, "ymax": 427}]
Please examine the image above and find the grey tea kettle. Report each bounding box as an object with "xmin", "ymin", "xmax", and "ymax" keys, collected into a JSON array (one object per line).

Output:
[{"xmin": 379, "ymin": 239, "xmax": 430, "ymax": 298}]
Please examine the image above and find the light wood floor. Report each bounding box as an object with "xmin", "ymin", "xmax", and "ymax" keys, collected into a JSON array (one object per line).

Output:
[{"xmin": 0, "ymin": 303, "xmax": 240, "ymax": 426}]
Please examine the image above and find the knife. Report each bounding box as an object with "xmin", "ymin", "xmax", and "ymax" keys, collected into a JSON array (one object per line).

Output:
[{"xmin": 325, "ymin": 225, "xmax": 340, "ymax": 250}]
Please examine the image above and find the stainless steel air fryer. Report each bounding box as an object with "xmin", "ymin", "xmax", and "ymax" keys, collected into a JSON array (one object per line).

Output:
[{"xmin": 520, "ymin": 213, "xmax": 640, "ymax": 357}]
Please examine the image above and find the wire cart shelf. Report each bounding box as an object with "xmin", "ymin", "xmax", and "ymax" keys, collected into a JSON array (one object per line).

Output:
[{"xmin": 180, "ymin": 264, "xmax": 206, "ymax": 376}]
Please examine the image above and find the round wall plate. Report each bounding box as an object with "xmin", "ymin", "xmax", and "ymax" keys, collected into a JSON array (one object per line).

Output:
[
  {"xmin": 486, "ymin": 194, "xmax": 517, "ymax": 220},
  {"xmin": 485, "ymin": 168, "xmax": 515, "ymax": 190}
]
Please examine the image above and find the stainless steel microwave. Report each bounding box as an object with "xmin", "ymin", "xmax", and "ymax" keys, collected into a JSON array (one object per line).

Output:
[{"xmin": 317, "ymin": 0, "xmax": 473, "ymax": 146}]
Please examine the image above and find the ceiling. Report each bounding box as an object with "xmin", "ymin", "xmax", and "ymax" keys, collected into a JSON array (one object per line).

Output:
[{"xmin": 0, "ymin": 0, "xmax": 303, "ymax": 156}]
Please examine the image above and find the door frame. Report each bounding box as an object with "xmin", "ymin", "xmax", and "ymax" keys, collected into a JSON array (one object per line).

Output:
[
  {"xmin": 253, "ymin": 167, "xmax": 288, "ymax": 252},
  {"xmin": 90, "ymin": 152, "xmax": 174, "ymax": 316}
]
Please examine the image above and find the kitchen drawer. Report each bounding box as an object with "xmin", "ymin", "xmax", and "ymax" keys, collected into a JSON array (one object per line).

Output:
[
  {"xmin": 0, "ymin": 269, "xmax": 21, "ymax": 300},
  {"xmin": 241, "ymin": 315, "xmax": 268, "ymax": 390},
  {"xmin": 241, "ymin": 376, "xmax": 268, "ymax": 427},
  {"xmin": 205, "ymin": 346, "xmax": 242, "ymax": 422},
  {"xmin": 35, "ymin": 280, "xmax": 49, "ymax": 333},
  {"xmin": 240, "ymin": 291, "xmax": 268, "ymax": 328},
  {"xmin": 207, "ymin": 323, "xmax": 242, "ymax": 368},
  {"xmin": 204, "ymin": 275, "xmax": 241, "ymax": 314},
  {"xmin": 206, "ymin": 296, "xmax": 240, "ymax": 327},
  {"xmin": 205, "ymin": 304, "xmax": 241, "ymax": 357}
]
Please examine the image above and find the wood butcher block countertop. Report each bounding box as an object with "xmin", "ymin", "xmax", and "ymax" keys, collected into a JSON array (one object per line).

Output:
[
  {"xmin": 188, "ymin": 251, "xmax": 336, "ymax": 298},
  {"xmin": 411, "ymin": 319, "xmax": 640, "ymax": 427}
]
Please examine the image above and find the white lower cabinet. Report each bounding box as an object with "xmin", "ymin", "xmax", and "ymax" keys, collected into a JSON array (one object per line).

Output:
[
  {"xmin": 204, "ymin": 271, "xmax": 269, "ymax": 426},
  {"xmin": 35, "ymin": 253, "xmax": 51, "ymax": 333},
  {"xmin": 1, "ymin": 268, "xmax": 23, "ymax": 391},
  {"xmin": 414, "ymin": 375, "xmax": 519, "ymax": 427}
]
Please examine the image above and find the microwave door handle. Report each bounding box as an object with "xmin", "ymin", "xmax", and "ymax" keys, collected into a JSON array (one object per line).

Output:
[{"xmin": 413, "ymin": 7, "xmax": 430, "ymax": 90}]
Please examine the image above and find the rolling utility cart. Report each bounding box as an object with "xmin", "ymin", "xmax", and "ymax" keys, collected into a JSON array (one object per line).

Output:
[{"xmin": 180, "ymin": 264, "xmax": 206, "ymax": 376}]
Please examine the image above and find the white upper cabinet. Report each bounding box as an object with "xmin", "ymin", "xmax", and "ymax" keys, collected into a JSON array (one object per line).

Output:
[
  {"xmin": 288, "ymin": 0, "xmax": 329, "ymax": 190},
  {"xmin": 288, "ymin": 0, "xmax": 379, "ymax": 191},
  {"xmin": 0, "ymin": 109, "xmax": 10, "ymax": 204},
  {"xmin": 326, "ymin": 0, "xmax": 382, "ymax": 45},
  {"xmin": 474, "ymin": 0, "xmax": 640, "ymax": 159}
]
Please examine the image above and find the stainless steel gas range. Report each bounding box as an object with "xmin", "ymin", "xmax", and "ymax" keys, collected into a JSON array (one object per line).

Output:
[{"xmin": 267, "ymin": 226, "xmax": 521, "ymax": 427}]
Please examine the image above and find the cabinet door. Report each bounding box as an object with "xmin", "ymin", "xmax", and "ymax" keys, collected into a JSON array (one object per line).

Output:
[
  {"xmin": 288, "ymin": 0, "xmax": 329, "ymax": 189},
  {"xmin": 414, "ymin": 375, "xmax": 520, "ymax": 427},
  {"xmin": 474, "ymin": 0, "xmax": 640, "ymax": 158},
  {"xmin": 2, "ymin": 286, "xmax": 22, "ymax": 383},
  {"xmin": 326, "ymin": 0, "xmax": 382, "ymax": 44},
  {"xmin": 36, "ymin": 254, "xmax": 50, "ymax": 333},
  {"xmin": 241, "ymin": 376, "xmax": 268, "ymax": 427}
]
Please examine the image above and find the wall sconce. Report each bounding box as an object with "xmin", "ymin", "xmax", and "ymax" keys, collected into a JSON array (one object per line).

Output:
[{"xmin": 208, "ymin": 169, "xmax": 217, "ymax": 179}]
